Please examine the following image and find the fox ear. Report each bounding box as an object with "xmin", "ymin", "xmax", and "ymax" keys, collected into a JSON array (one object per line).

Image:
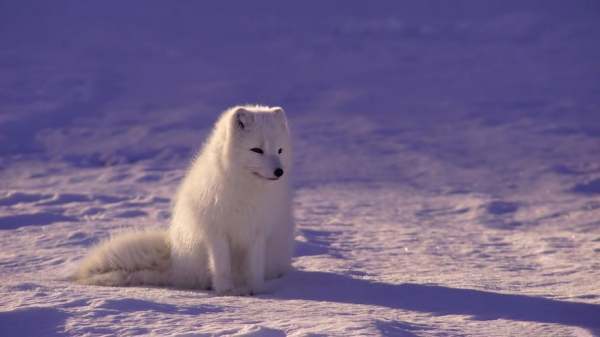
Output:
[
  {"xmin": 272, "ymin": 106, "xmax": 286, "ymax": 117},
  {"xmin": 233, "ymin": 107, "xmax": 254, "ymax": 130},
  {"xmin": 272, "ymin": 106, "xmax": 289, "ymax": 130}
]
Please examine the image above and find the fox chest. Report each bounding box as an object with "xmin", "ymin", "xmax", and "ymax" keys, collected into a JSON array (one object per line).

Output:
[{"xmin": 202, "ymin": 194, "xmax": 274, "ymax": 238}]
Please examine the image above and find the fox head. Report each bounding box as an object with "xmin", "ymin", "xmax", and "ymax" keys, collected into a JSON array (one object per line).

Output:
[{"xmin": 225, "ymin": 105, "xmax": 291, "ymax": 182}]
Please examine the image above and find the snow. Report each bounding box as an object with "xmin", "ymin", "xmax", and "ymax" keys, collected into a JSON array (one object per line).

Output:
[{"xmin": 1, "ymin": 1, "xmax": 600, "ymax": 336}]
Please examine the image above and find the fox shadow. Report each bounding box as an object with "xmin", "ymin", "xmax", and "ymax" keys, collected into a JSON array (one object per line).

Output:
[{"xmin": 270, "ymin": 270, "xmax": 600, "ymax": 331}]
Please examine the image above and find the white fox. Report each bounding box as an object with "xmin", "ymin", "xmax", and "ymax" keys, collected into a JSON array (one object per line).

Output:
[{"xmin": 75, "ymin": 105, "xmax": 295, "ymax": 295}]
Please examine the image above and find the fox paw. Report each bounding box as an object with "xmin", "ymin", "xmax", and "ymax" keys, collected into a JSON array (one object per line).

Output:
[
  {"xmin": 215, "ymin": 286, "xmax": 250, "ymax": 296},
  {"xmin": 212, "ymin": 278, "xmax": 234, "ymax": 295},
  {"xmin": 216, "ymin": 284, "xmax": 267, "ymax": 296}
]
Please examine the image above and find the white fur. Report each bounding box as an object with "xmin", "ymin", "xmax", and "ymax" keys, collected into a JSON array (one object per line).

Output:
[
  {"xmin": 75, "ymin": 230, "xmax": 171, "ymax": 286},
  {"xmin": 75, "ymin": 105, "xmax": 295, "ymax": 295}
]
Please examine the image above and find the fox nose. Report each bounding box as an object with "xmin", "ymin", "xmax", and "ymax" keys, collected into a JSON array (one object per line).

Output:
[{"xmin": 274, "ymin": 168, "xmax": 284, "ymax": 178}]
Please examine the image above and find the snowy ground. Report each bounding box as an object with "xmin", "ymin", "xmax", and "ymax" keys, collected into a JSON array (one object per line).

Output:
[{"xmin": 1, "ymin": 2, "xmax": 600, "ymax": 336}]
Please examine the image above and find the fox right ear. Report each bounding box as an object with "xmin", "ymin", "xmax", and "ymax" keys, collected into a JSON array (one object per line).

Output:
[{"xmin": 232, "ymin": 107, "xmax": 254, "ymax": 131}]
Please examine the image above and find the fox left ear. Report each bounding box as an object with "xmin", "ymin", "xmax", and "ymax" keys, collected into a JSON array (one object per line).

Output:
[{"xmin": 233, "ymin": 107, "xmax": 254, "ymax": 131}]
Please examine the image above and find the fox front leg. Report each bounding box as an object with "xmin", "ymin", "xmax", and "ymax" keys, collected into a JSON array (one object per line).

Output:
[
  {"xmin": 207, "ymin": 235, "xmax": 234, "ymax": 294},
  {"xmin": 246, "ymin": 236, "xmax": 266, "ymax": 294}
]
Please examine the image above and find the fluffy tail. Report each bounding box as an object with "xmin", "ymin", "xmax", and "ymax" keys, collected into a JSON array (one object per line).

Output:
[{"xmin": 74, "ymin": 229, "xmax": 171, "ymax": 287}]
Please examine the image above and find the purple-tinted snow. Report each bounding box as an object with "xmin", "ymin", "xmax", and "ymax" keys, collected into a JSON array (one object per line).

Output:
[{"xmin": 1, "ymin": 1, "xmax": 599, "ymax": 336}]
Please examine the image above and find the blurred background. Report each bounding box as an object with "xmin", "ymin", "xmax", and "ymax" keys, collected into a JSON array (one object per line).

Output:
[{"xmin": 1, "ymin": 1, "xmax": 598, "ymax": 192}]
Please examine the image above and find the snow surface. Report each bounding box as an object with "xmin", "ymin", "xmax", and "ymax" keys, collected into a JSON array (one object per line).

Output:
[{"xmin": 1, "ymin": 1, "xmax": 600, "ymax": 336}]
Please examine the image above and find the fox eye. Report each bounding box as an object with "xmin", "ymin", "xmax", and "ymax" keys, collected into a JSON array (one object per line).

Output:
[
  {"xmin": 278, "ymin": 148, "xmax": 283, "ymax": 154},
  {"xmin": 250, "ymin": 148, "xmax": 264, "ymax": 154}
]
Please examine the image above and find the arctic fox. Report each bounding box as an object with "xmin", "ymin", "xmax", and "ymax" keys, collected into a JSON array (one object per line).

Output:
[{"xmin": 75, "ymin": 105, "xmax": 295, "ymax": 295}]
